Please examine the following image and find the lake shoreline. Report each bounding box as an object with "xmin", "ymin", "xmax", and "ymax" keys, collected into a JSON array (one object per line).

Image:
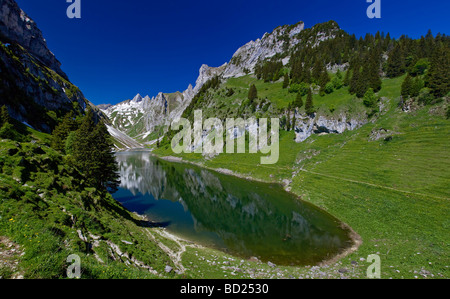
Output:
[{"xmin": 150, "ymin": 153, "xmax": 363, "ymax": 267}]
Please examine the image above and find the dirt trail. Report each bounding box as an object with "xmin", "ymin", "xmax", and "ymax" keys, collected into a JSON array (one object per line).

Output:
[
  {"xmin": 142, "ymin": 227, "xmax": 200, "ymax": 274},
  {"xmin": 0, "ymin": 236, "xmax": 24, "ymax": 279}
]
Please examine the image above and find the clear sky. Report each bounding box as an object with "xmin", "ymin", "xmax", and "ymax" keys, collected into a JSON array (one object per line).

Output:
[{"xmin": 15, "ymin": 0, "xmax": 450, "ymax": 106}]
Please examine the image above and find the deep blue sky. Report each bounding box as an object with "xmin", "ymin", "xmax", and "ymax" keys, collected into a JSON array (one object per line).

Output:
[{"xmin": 15, "ymin": 0, "xmax": 450, "ymax": 106}]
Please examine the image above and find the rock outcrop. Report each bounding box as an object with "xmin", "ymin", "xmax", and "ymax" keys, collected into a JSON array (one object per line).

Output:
[
  {"xmin": 194, "ymin": 63, "xmax": 228, "ymax": 94},
  {"xmin": 223, "ymin": 22, "xmax": 305, "ymax": 78},
  {"xmin": 0, "ymin": 0, "xmax": 66, "ymax": 79},
  {"xmin": 295, "ymin": 113, "xmax": 368, "ymax": 143},
  {"xmin": 101, "ymin": 64, "xmax": 222, "ymax": 144},
  {"xmin": 0, "ymin": 0, "xmax": 103, "ymax": 132}
]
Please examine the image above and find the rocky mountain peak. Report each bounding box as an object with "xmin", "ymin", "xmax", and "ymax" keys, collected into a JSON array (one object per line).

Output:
[
  {"xmin": 222, "ymin": 21, "xmax": 305, "ymax": 78},
  {"xmin": 101, "ymin": 20, "xmax": 346, "ymax": 147},
  {"xmin": 132, "ymin": 93, "xmax": 143, "ymax": 103},
  {"xmin": 194, "ymin": 63, "xmax": 228, "ymax": 93}
]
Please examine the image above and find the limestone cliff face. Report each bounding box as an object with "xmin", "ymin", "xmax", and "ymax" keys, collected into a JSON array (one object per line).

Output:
[
  {"xmin": 0, "ymin": 0, "xmax": 66, "ymax": 79},
  {"xmin": 223, "ymin": 22, "xmax": 305, "ymax": 78},
  {"xmin": 0, "ymin": 0, "xmax": 102, "ymax": 132},
  {"xmin": 101, "ymin": 63, "xmax": 225, "ymax": 145},
  {"xmin": 194, "ymin": 63, "xmax": 228, "ymax": 93},
  {"xmin": 294, "ymin": 113, "xmax": 368, "ymax": 143}
]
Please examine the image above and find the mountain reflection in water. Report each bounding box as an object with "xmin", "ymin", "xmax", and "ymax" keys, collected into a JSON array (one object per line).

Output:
[{"xmin": 113, "ymin": 151, "xmax": 352, "ymax": 266}]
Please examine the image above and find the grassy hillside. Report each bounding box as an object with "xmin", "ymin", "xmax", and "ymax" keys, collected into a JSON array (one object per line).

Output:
[
  {"xmin": 1, "ymin": 124, "xmax": 347, "ymax": 279},
  {"xmin": 290, "ymin": 102, "xmax": 449, "ymax": 279},
  {"xmin": 1, "ymin": 72, "xmax": 448, "ymax": 279},
  {"xmin": 0, "ymin": 125, "xmax": 175, "ymax": 278},
  {"xmin": 153, "ymin": 74, "xmax": 450, "ymax": 279}
]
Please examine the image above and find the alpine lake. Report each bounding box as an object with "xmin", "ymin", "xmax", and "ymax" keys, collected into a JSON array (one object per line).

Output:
[{"xmin": 112, "ymin": 150, "xmax": 354, "ymax": 266}]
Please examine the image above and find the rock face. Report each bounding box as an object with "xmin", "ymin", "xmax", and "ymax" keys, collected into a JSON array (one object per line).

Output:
[
  {"xmin": 294, "ymin": 113, "xmax": 368, "ymax": 143},
  {"xmin": 101, "ymin": 63, "xmax": 223, "ymax": 144},
  {"xmin": 223, "ymin": 22, "xmax": 305, "ymax": 78},
  {"xmin": 0, "ymin": 0, "xmax": 66, "ymax": 79},
  {"xmin": 101, "ymin": 86, "xmax": 195, "ymax": 144},
  {"xmin": 0, "ymin": 0, "xmax": 102, "ymax": 132},
  {"xmin": 194, "ymin": 63, "xmax": 228, "ymax": 94}
]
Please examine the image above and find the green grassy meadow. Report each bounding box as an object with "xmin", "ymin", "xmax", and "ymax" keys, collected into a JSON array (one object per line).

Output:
[{"xmin": 153, "ymin": 75, "xmax": 450, "ymax": 279}]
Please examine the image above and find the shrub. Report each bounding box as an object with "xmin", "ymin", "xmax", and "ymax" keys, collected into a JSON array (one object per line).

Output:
[
  {"xmin": 288, "ymin": 83, "xmax": 301, "ymax": 94},
  {"xmin": 225, "ymin": 88, "xmax": 235, "ymax": 97},
  {"xmin": 289, "ymin": 82, "xmax": 309, "ymax": 95},
  {"xmin": 325, "ymin": 82, "xmax": 334, "ymax": 94},
  {"xmin": 418, "ymin": 87, "xmax": 434, "ymax": 105},
  {"xmin": 0, "ymin": 123, "xmax": 22, "ymax": 141},
  {"xmin": 332, "ymin": 75, "xmax": 344, "ymax": 90},
  {"xmin": 363, "ymin": 88, "xmax": 377, "ymax": 108},
  {"xmin": 410, "ymin": 58, "xmax": 430, "ymax": 76},
  {"xmin": 329, "ymin": 104, "xmax": 336, "ymax": 113}
]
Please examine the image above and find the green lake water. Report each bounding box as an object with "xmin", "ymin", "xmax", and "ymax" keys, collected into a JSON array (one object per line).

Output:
[{"xmin": 113, "ymin": 150, "xmax": 352, "ymax": 266}]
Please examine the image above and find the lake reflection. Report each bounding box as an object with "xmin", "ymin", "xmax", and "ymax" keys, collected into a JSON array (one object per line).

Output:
[{"xmin": 113, "ymin": 151, "xmax": 352, "ymax": 266}]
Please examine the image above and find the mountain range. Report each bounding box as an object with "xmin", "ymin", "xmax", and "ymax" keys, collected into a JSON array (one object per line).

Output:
[{"xmin": 100, "ymin": 21, "xmax": 317, "ymax": 147}]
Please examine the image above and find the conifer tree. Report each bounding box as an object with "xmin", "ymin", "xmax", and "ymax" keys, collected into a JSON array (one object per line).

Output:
[
  {"xmin": 0, "ymin": 105, "xmax": 10, "ymax": 126},
  {"xmin": 72, "ymin": 108, "xmax": 97, "ymax": 185},
  {"xmin": 367, "ymin": 55, "xmax": 382, "ymax": 92},
  {"xmin": 302, "ymin": 67, "xmax": 312, "ymax": 84},
  {"xmin": 280, "ymin": 115, "xmax": 287, "ymax": 130},
  {"xmin": 311, "ymin": 59, "xmax": 322, "ymax": 84},
  {"xmin": 305, "ymin": 88, "xmax": 315, "ymax": 115},
  {"xmin": 401, "ymin": 74, "xmax": 413, "ymax": 99},
  {"xmin": 290, "ymin": 58, "xmax": 303, "ymax": 84},
  {"xmin": 350, "ymin": 65, "xmax": 367, "ymax": 98},
  {"xmin": 294, "ymin": 92, "xmax": 303, "ymax": 108},
  {"xmin": 71, "ymin": 108, "xmax": 120, "ymax": 191},
  {"xmin": 91, "ymin": 121, "xmax": 120, "ymax": 192},
  {"xmin": 291, "ymin": 112, "xmax": 297, "ymax": 131},
  {"xmin": 51, "ymin": 111, "xmax": 79, "ymax": 153},
  {"xmin": 343, "ymin": 69, "xmax": 351, "ymax": 86},
  {"xmin": 282, "ymin": 74, "xmax": 290, "ymax": 89},
  {"xmin": 286, "ymin": 111, "xmax": 291, "ymax": 131},
  {"xmin": 426, "ymin": 45, "xmax": 450, "ymax": 98},
  {"xmin": 319, "ymin": 68, "xmax": 330, "ymax": 87},
  {"xmin": 0, "ymin": 105, "xmax": 14, "ymax": 140},
  {"xmin": 349, "ymin": 64, "xmax": 359, "ymax": 95},
  {"xmin": 248, "ymin": 84, "xmax": 258, "ymax": 101},
  {"xmin": 386, "ymin": 44, "xmax": 405, "ymax": 78}
]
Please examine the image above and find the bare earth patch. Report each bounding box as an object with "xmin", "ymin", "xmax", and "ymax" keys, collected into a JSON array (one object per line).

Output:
[{"xmin": 0, "ymin": 236, "xmax": 24, "ymax": 279}]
